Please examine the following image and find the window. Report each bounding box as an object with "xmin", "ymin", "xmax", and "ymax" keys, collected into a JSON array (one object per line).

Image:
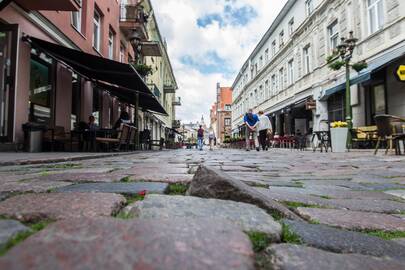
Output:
[
  {"xmin": 120, "ymin": 44, "xmax": 125, "ymax": 63},
  {"xmin": 271, "ymin": 74, "xmax": 276, "ymax": 96},
  {"xmin": 265, "ymin": 49, "xmax": 269, "ymax": 62},
  {"xmin": 93, "ymin": 9, "xmax": 101, "ymax": 51},
  {"xmin": 306, "ymin": 0, "xmax": 314, "ymax": 16},
  {"xmin": 71, "ymin": 0, "xmax": 82, "ymax": 32},
  {"xmin": 224, "ymin": 118, "xmax": 231, "ymax": 126},
  {"xmin": 303, "ymin": 45, "xmax": 311, "ymax": 75},
  {"xmin": 259, "ymin": 85, "xmax": 263, "ymax": 101},
  {"xmin": 288, "ymin": 18, "xmax": 294, "ymax": 37},
  {"xmin": 367, "ymin": 0, "xmax": 384, "ymax": 34},
  {"xmin": 108, "ymin": 28, "xmax": 115, "ymax": 60},
  {"xmin": 225, "ymin": 104, "xmax": 231, "ymax": 111},
  {"xmin": 328, "ymin": 20, "xmax": 339, "ymax": 51},
  {"xmin": 272, "ymin": 40, "xmax": 277, "ymax": 56},
  {"xmin": 265, "ymin": 80, "xmax": 269, "ymax": 99},
  {"xmin": 328, "ymin": 92, "xmax": 345, "ymax": 122},
  {"xmin": 259, "ymin": 56, "xmax": 263, "ymax": 69},
  {"xmin": 71, "ymin": 73, "xmax": 81, "ymax": 130},
  {"xmin": 279, "ymin": 31, "xmax": 284, "ymax": 47},
  {"xmin": 288, "ymin": 59, "xmax": 294, "ymax": 85},
  {"xmin": 279, "ymin": 68, "xmax": 284, "ymax": 91}
]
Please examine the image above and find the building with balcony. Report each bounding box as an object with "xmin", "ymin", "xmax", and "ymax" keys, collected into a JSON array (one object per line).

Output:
[
  {"xmin": 0, "ymin": 0, "xmax": 179, "ymax": 150},
  {"xmin": 232, "ymin": 0, "xmax": 405, "ymax": 139},
  {"xmin": 210, "ymin": 83, "xmax": 232, "ymax": 144}
]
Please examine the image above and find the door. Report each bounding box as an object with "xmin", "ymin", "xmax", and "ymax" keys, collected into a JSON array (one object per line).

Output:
[{"xmin": 0, "ymin": 24, "xmax": 17, "ymax": 143}]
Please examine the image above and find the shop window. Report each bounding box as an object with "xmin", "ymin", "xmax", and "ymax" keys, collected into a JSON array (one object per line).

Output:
[
  {"xmin": 327, "ymin": 92, "xmax": 345, "ymax": 122},
  {"xmin": 92, "ymin": 89, "xmax": 101, "ymax": 126},
  {"xmin": 29, "ymin": 56, "xmax": 53, "ymax": 124}
]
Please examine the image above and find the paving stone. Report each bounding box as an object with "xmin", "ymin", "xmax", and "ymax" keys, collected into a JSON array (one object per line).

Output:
[
  {"xmin": 187, "ymin": 166, "xmax": 302, "ymax": 220},
  {"xmin": 0, "ymin": 220, "xmax": 31, "ymax": 249},
  {"xmin": 283, "ymin": 219, "xmax": 405, "ymax": 260},
  {"xmin": 393, "ymin": 238, "xmax": 405, "ymax": 247},
  {"xmin": 268, "ymin": 244, "xmax": 405, "ymax": 270},
  {"xmin": 37, "ymin": 172, "xmax": 125, "ymax": 183},
  {"xmin": 0, "ymin": 193, "xmax": 125, "ymax": 222},
  {"xmin": 385, "ymin": 190, "xmax": 405, "ymax": 200},
  {"xmin": 296, "ymin": 208, "xmax": 405, "ymax": 231},
  {"xmin": 0, "ymin": 180, "xmax": 73, "ymax": 193},
  {"xmin": 128, "ymin": 173, "xmax": 193, "ymax": 183},
  {"xmin": 0, "ymin": 217, "xmax": 255, "ymax": 270},
  {"xmin": 54, "ymin": 182, "xmax": 169, "ymax": 194},
  {"xmin": 127, "ymin": 194, "xmax": 281, "ymax": 240}
]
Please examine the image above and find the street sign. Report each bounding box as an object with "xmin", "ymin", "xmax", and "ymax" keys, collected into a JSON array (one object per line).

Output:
[{"xmin": 396, "ymin": 65, "xmax": 405, "ymax": 82}]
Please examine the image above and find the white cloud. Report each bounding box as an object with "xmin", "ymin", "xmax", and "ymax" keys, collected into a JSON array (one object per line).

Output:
[{"xmin": 151, "ymin": 0, "xmax": 288, "ymax": 124}]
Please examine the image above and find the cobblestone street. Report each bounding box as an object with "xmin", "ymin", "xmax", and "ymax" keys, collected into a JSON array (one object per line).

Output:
[{"xmin": 1, "ymin": 149, "xmax": 405, "ymax": 269}]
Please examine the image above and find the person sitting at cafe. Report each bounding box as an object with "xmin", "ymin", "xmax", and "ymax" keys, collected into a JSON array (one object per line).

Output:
[
  {"xmin": 88, "ymin": 115, "xmax": 99, "ymax": 131},
  {"xmin": 113, "ymin": 111, "xmax": 131, "ymax": 130}
]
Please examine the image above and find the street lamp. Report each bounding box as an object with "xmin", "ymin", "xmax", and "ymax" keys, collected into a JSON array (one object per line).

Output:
[
  {"xmin": 336, "ymin": 31, "xmax": 358, "ymax": 132},
  {"xmin": 129, "ymin": 30, "xmax": 142, "ymax": 63}
]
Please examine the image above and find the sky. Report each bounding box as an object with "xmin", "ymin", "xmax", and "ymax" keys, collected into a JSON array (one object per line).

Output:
[{"xmin": 151, "ymin": 0, "xmax": 288, "ymax": 124}]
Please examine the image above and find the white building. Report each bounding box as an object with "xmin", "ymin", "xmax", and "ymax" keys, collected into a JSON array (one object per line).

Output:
[{"xmin": 232, "ymin": 0, "xmax": 405, "ymax": 137}]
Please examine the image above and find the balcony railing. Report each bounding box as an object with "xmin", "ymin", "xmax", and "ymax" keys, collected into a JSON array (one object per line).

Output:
[
  {"xmin": 164, "ymin": 83, "xmax": 176, "ymax": 94},
  {"xmin": 119, "ymin": 4, "xmax": 148, "ymax": 40}
]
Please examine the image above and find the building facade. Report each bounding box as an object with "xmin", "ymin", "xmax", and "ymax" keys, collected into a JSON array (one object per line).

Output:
[
  {"xmin": 210, "ymin": 83, "xmax": 232, "ymax": 144},
  {"xmin": 0, "ymin": 0, "xmax": 179, "ymax": 150},
  {"xmin": 232, "ymin": 0, "xmax": 405, "ymax": 139}
]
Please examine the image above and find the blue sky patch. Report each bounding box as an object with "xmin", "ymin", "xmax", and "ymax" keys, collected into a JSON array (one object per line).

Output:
[
  {"xmin": 180, "ymin": 51, "xmax": 235, "ymax": 75},
  {"xmin": 197, "ymin": 4, "xmax": 257, "ymax": 28}
]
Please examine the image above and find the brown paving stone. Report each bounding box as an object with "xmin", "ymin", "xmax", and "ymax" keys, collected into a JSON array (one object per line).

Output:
[
  {"xmin": 0, "ymin": 217, "xmax": 254, "ymax": 270},
  {"xmin": 296, "ymin": 208, "xmax": 405, "ymax": 232},
  {"xmin": 0, "ymin": 193, "xmax": 125, "ymax": 222}
]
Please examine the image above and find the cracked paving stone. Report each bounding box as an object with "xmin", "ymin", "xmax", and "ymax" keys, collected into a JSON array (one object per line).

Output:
[{"xmin": 0, "ymin": 217, "xmax": 255, "ymax": 270}]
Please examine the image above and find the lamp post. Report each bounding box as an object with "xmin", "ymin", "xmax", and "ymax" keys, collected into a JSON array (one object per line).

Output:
[
  {"xmin": 129, "ymin": 30, "xmax": 142, "ymax": 64},
  {"xmin": 336, "ymin": 31, "xmax": 358, "ymax": 132}
]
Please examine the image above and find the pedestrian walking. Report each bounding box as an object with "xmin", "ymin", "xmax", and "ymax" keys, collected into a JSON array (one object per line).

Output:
[
  {"xmin": 208, "ymin": 129, "xmax": 215, "ymax": 151},
  {"xmin": 197, "ymin": 125, "xmax": 204, "ymax": 151},
  {"xmin": 257, "ymin": 111, "xmax": 273, "ymax": 151},
  {"xmin": 244, "ymin": 109, "xmax": 260, "ymax": 151}
]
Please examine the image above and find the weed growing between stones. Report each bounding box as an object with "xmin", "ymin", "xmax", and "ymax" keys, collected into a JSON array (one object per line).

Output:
[
  {"xmin": 318, "ymin": 195, "xmax": 332, "ymax": 199},
  {"xmin": 244, "ymin": 181, "xmax": 270, "ymax": 189},
  {"xmin": 120, "ymin": 176, "xmax": 131, "ymax": 183},
  {"xmin": 0, "ymin": 220, "xmax": 53, "ymax": 256},
  {"xmin": 282, "ymin": 201, "xmax": 320, "ymax": 209},
  {"xmin": 41, "ymin": 163, "xmax": 82, "ymax": 169},
  {"xmin": 365, "ymin": 230, "xmax": 405, "ymax": 240},
  {"xmin": 167, "ymin": 183, "xmax": 189, "ymax": 195},
  {"xmin": 246, "ymin": 231, "xmax": 272, "ymax": 252},
  {"xmin": 124, "ymin": 194, "xmax": 145, "ymax": 205},
  {"xmin": 281, "ymin": 223, "xmax": 301, "ymax": 244},
  {"xmin": 292, "ymin": 181, "xmax": 305, "ymax": 188},
  {"xmin": 115, "ymin": 211, "xmax": 135, "ymax": 219}
]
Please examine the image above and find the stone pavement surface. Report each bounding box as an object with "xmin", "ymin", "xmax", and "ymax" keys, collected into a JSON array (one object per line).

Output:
[
  {"xmin": 0, "ymin": 148, "xmax": 405, "ymax": 269},
  {"xmin": 0, "ymin": 217, "xmax": 254, "ymax": 270},
  {"xmin": 0, "ymin": 220, "xmax": 31, "ymax": 249},
  {"xmin": 127, "ymin": 194, "xmax": 281, "ymax": 240}
]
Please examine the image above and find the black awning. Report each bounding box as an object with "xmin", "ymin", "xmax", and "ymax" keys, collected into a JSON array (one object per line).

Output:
[
  {"xmin": 25, "ymin": 36, "xmax": 167, "ymax": 115},
  {"xmin": 25, "ymin": 36, "xmax": 151, "ymax": 96},
  {"xmin": 96, "ymin": 82, "xmax": 167, "ymax": 115}
]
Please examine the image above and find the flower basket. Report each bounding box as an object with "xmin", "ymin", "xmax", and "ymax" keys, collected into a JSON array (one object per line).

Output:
[{"xmin": 330, "ymin": 121, "xmax": 348, "ymax": 152}]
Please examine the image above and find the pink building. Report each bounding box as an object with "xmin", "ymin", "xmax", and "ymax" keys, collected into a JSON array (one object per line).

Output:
[{"xmin": 0, "ymin": 0, "xmax": 166, "ymax": 150}]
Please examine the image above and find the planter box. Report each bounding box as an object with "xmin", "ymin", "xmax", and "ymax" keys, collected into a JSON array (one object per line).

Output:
[{"xmin": 330, "ymin": 127, "xmax": 348, "ymax": 153}]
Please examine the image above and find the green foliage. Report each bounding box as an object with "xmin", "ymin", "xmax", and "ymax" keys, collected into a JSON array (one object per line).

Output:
[
  {"xmin": 365, "ymin": 230, "xmax": 405, "ymax": 240},
  {"xmin": 124, "ymin": 194, "xmax": 145, "ymax": 205},
  {"xmin": 281, "ymin": 223, "xmax": 302, "ymax": 244},
  {"xmin": 42, "ymin": 163, "xmax": 82, "ymax": 169},
  {"xmin": 247, "ymin": 231, "xmax": 272, "ymax": 252},
  {"xmin": 328, "ymin": 60, "xmax": 345, "ymax": 71},
  {"xmin": 326, "ymin": 50, "xmax": 339, "ymax": 63},
  {"xmin": 283, "ymin": 201, "xmax": 320, "ymax": 209},
  {"xmin": 115, "ymin": 211, "xmax": 135, "ymax": 219},
  {"xmin": 352, "ymin": 61, "xmax": 368, "ymax": 72},
  {"xmin": 167, "ymin": 183, "xmax": 189, "ymax": 195},
  {"xmin": 0, "ymin": 220, "xmax": 52, "ymax": 256},
  {"xmin": 120, "ymin": 176, "xmax": 131, "ymax": 183},
  {"xmin": 132, "ymin": 63, "xmax": 153, "ymax": 77}
]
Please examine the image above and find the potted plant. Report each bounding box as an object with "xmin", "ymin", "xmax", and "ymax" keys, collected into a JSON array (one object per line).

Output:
[{"xmin": 330, "ymin": 121, "xmax": 348, "ymax": 152}]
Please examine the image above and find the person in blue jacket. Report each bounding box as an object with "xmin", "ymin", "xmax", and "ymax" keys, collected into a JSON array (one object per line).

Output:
[{"xmin": 244, "ymin": 109, "xmax": 260, "ymax": 151}]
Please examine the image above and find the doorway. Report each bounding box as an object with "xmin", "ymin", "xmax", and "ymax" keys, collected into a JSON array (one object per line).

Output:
[{"xmin": 0, "ymin": 24, "xmax": 17, "ymax": 143}]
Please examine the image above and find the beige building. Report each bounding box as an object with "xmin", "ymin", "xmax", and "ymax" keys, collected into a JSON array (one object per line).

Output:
[{"xmin": 232, "ymin": 0, "xmax": 405, "ymax": 137}]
